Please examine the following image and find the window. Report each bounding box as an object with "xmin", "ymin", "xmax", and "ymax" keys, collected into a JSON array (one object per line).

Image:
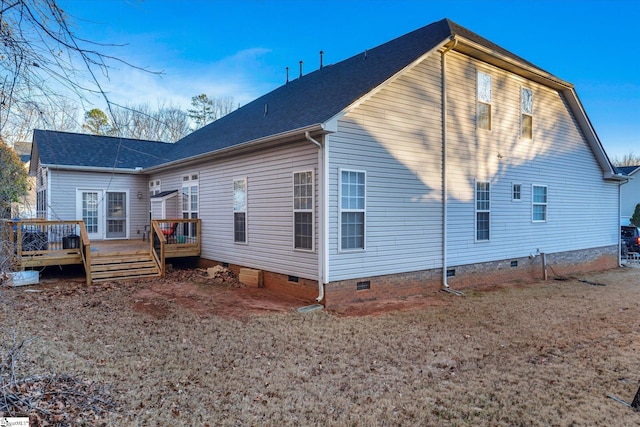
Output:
[
  {"xmin": 36, "ymin": 189, "xmax": 47, "ymax": 219},
  {"xmin": 521, "ymin": 87, "xmax": 533, "ymax": 139},
  {"xmin": 182, "ymin": 174, "xmax": 198, "ymax": 238},
  {"xmin": 149, "ymin": 179, "xmax": 161, "ymax": 196},
  {"xmin": 477, "ymin": 71, "xmax": 492, "ymax": 130},
  {"xmin": 476, "ymin": 181, "xmax": 490, "ymax": 241},
  {"xmin": 532, "ymin": 185, "xmax": 547, "ymax": 222},
  {"xmin": 512, "ymin": 183, "xmax": 522, "ymax": 201},
  {"xmin": 233, "ymin": 178, "xmax": 247, "ymax": 243},
  {"xmin": 293, "ymin": 171, "xmax": 314, "ymax": 250},
  {"xmin": 340, "ymin": 170, "xmax": 365, "ymax": 250}
]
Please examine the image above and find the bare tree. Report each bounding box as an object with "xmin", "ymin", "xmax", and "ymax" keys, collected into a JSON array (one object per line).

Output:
[
  {"xmin": 611, "ymin": 152, "xmax": 640, "ymax": 167},
  {"xmin": 108, "ymin": 102, "xmax": 191, "ymax": 142},
  {"xmin": 0, "ymin": 0, "xmax": 158, "ymax": 143}
]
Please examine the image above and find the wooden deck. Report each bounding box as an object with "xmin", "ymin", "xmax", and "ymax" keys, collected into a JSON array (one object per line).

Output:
[{"xmin": 2, "ymin": 219, "xmax": 201, "ymax": 284}]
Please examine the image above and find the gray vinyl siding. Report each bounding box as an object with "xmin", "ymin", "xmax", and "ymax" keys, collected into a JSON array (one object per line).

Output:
[
  {"xmin": 326, "ymin": 49, "xmax": 618, "ymax": 282},
  {"xmin": 444, "ymin": 51, "xmax": 618, "ymax": 265},
  {"xmin": 328, "ymin": 54, "xmax": 444, "ymax": 282},
  {"xmin": 152, "ymin": 140, "xmax": 320, "ymax": 280},
  {"xmin": 620, "ymin": 172, "xmax": 640, "ymax": 225},
  {"xmin": 48, "ymin": 170, "xmax": 149, "ymax": 239}
]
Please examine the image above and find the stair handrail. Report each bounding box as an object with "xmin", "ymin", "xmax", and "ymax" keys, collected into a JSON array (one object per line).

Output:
[
  {"xmin": 150, "ymin": 220, "xmax": 166, "ymax": 277},
  {"xmin": 78, "ymin": 220, "xmax": 92, "ymax": 285}
]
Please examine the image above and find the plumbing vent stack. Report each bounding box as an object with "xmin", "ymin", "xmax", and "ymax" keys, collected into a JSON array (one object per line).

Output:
[
  {"xmin": 286, "ymin": 66, "xmax": 289, "ymax": 83},
  {"xmin": 320, "ymin": 50, "xmax": 324, "ymax": 69},
  {"xmin": 299, "ymin": 60, "xmax": 303, "ymax": 78}
]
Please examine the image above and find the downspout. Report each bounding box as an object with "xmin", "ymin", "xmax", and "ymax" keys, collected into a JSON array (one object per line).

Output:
[
  {"xmin": 305, "ymin": 131, "xmax": 325, "ymax": 303},
  {"xmin": 441, "ymin": 37, "xmax": 464, "ymax": 296}
]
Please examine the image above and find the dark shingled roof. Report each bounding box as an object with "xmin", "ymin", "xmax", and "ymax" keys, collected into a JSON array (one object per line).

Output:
[
  {"xmin": 33, "ymin": 129, "xmax": 173, "ymax": 169},
  {"xmin": 616, "ymin": 166, "xmax": 640, "ymax": 176},
  {"xmin": 166, "ymin": 18, "xmax": 552, "ymax": 162},
  {"xmin": 34, "ymin": 18, "xmax": 560, "ymax": 170}
]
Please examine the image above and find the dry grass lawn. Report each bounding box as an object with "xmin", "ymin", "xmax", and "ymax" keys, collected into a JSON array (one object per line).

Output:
[{"xmin": 2, "ymin": 265, "xmax": 640, "ymax": 426}]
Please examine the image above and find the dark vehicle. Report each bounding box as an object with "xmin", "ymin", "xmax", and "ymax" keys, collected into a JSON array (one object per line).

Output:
[{"xmin": 621, "ymin": 226, "xmax": 640, "ymax": 253}]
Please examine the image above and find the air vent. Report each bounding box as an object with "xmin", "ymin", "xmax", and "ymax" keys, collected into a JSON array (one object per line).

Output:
[{"xmin": 356, "ymin": 281, "xmax": 371, "ymax": 291}]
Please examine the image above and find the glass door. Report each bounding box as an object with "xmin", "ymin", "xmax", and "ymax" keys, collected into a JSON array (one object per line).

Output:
[
  {"xmin": 106, "ymin": 192, "xmax": 127, "ymax": 238},
  {"xmin": 78, "ymin": 190, "xmax": 103, "ymax": 240}
]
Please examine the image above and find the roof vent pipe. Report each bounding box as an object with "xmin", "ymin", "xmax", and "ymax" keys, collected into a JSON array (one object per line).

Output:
[
  {"xmin": 320, "ymin": 50, "xmax": 324, "ymax": 69},
  {"xmin": 286, "ymin": 66, "xmax": 289, "ymax": 83},
  {"xmin": 299, "ymin": 60, "xmax": 303, "ymax": 78}
]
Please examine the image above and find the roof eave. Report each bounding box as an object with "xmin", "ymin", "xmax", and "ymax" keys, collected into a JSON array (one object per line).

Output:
[
  {"xmin": 41, "ymin": 164, "xmax": 146, "ymax": 174},
  {"xmin": 144, "ymin": 123, "xmax": 329, "ymax": 173},
  {"xmin": 452, "ymin": 36, "xmax": 573, "ymax": 90}
]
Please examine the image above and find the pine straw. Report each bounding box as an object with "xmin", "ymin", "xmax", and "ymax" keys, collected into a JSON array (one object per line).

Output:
[{"xmin": 1, "ymin": 374, "xmax": 115, "ymax": 426}]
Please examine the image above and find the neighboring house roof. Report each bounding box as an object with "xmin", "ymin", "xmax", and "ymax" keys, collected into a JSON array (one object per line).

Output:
[
  {"xmin": 32, "ymin": 130, "xmax": 173, "ymax": 171},
  {"xmin": 617, "ymin": 165, "xmax": 640, "ymax": 176},
  {"xmin": 31, "ymin": 18, "xmax": 620, "ymax": 180}
]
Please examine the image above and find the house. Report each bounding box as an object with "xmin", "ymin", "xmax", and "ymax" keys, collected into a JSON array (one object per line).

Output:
[
  {"xmin": 618, "ymin": 165, "xmax": 640, "ymax": 225},
  {"xmin": 30, "ymin": 18, "xmax": 625, "ymax": 308}
]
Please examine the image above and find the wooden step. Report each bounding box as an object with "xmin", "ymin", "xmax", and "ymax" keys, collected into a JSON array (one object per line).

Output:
[{"xmin": 88, "ymin": 250, "xmax": 160, "ymax": 282}]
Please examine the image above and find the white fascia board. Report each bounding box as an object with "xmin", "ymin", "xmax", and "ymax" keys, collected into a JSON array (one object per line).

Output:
[{"xmin": 143, "ymin": 123, "xmax": 328, "ymax": 173}]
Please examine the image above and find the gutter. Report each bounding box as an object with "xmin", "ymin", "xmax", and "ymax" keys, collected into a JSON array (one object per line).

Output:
[
  {"xmin": 42, "ymin": 164, "xmax": 146, "ymax": 174},
  {"xmin": 144, "ymin": 123, "xmax": 327, "ymax": 174},
  {"xmin": 441, "ymin": 38, "xmax": 464, "ymax": 296},
  {"xmin": 305, "ymin": 131, "xmax": 326, "ymax": 303}
]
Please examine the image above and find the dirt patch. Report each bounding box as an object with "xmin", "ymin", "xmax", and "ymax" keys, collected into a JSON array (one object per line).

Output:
[{"xmin": 2, "ymin": 265, "xmax": 640, "ymax": 426}]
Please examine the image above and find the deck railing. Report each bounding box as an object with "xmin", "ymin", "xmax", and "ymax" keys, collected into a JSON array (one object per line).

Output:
[
  {"xmin": 1, "ymin": 218, "xmax": 200, "ymax": 283},
  {"xmin": 151, "ymin": 219, "xmax": 201, "ymax": 275}
]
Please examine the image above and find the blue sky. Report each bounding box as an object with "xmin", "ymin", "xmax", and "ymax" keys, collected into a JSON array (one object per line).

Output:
[{"xmin": 58, "ymin": 0, "xmax": 639, "ymax": 159}]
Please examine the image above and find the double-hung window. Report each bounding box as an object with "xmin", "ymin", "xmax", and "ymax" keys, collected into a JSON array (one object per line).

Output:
[
  {"xmin": 340, "ymin": 170, "xmax": 365, "ymax": 251},
  {"xmin": 532, "ymin": 185, "xmax": 547, "ymax": 222},
  {"xmin": 477, "ymin": 71, "xmax": 492, "ymax": 130},
  {"xmin": 476, "ymin": 181, "xmax": 490, "ymax": 241},
  {"xmin": 233, "ymin": 178, "xmax": 247, "ymax": 243},
  {"xmin": 293, "ymin": 171, "xmax": 314, "ymax": 250},
  {"xmin": 521, "ymin": 87, "xmax": 533, "ymax": 139},
  {"xmin": 182, "ymin": 174, "xmax": 198, "ymax": 238}
]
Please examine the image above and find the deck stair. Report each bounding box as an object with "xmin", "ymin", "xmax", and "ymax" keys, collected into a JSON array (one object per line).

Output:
[{"xmin": 90, "ymin": 249, "xmax": 160, "ymax": 283}]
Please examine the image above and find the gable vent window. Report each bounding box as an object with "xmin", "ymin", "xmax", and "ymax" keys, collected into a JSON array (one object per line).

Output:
[
  {"xmin": 521, "ymin": 87, "xmax": 533, "ymax": 139},
  {"xmin": 512, "ymin": 183, "xmax": 522, "ymax": 202},
  {"xmin": 477, "ymin": 71, "xmax": 492, "ymax": 130}
]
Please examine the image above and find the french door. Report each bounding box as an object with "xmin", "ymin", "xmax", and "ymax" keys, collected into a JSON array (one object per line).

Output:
[{"xmin": 77, "ymin": 190, "xmax": 128, "ymax": 240}]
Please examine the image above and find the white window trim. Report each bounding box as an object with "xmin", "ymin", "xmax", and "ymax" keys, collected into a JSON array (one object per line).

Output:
[
  {"xmin": 149, "ymin": 179, "xmax": 162, "ymax": 196},
  {"xmin": 338, "ymin": 168, "xmax": 366, "ymax": 252},
  {"xmin": 521, "ymin": 87, "xmax": 533, "ymax": 140},
  {"xmin": 293, "ymin": 170, "xmax": 315, "ymax": 252},
  {"xmin": 532, "ymin": 184, "xmax": 548, "ymax": 223},
  {"xmin": 512, "ymin": 183, "xmax": 522, "ymax": 202},
  {"xmin": 477, "ymin": 70, "xmax": 492, "ymax": 131},
  {"xmin": 475, "ymin": 180, "xmax": 490, "ymax": 242},
  {"xmin": 233, "ymin": 177, "xmax": 248, "ymax": 244}
]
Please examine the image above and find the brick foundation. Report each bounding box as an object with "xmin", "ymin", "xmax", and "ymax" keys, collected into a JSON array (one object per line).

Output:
[
  {"xmin": 196, "ymin": 245, "xmax": 618, "ymax": 310},
  {"xmin": 196, "ymin": 258, "xmax": 319, "ymax": 302}
]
